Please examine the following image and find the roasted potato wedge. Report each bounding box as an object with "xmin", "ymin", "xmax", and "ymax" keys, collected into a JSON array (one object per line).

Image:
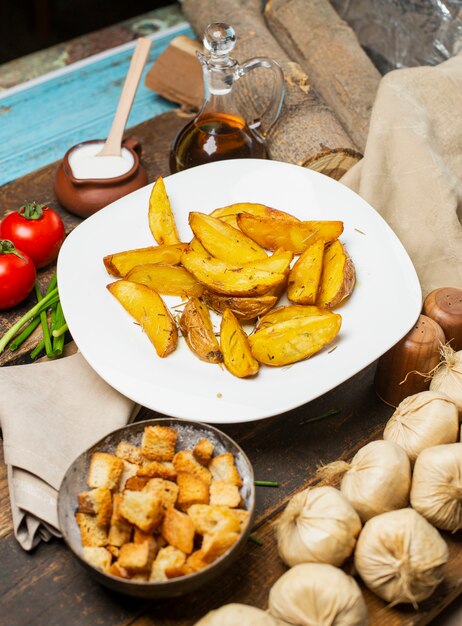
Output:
[
  {"xmin": 202, "ymin": 292, "xmax": 278, "ymax": 321},
  {"xmin": 125, "ymin": 264, "xmax": 203, "ymax": 298},
  {"xmin": 189, "ymin": 212, "xmax": 267, "ymax": 263},
  {"xmin": 255, "ymin": 304, "xmax": 332, "ymax": 330},
  {"xmin": 181, "ymin": 250, "xmax": 288, "ymax": 297},
  {"xmin": 317, "ymin": 241, "xmax": 356, "ymax": 308},
  {"xmin": 188, "ymin": 237, "xmax": 210, "ymax": 257},
  {"xmin": 149, "ymin": 176, "xmax": 181, "ymax": 245},
  {"xmin": 237, "ymin": 214, "xmax": 343, "ymax": 254},
  {"xmin": 107, "ymin": 280, "xmax": 178, "ymax": 357},
  {"xmin": 179, "ymin": 297, "xmax": 222, "ymax": 363},
  {"xmin": 103, "ymin": 244, "xmax": 188, "ymax": 277},
  {"xmin": 211, "ymin": 203, "xmax": 300, "ymax": 229},
  {"xmin": 249, "ymin": 312, "xmax": 342, "ymax": 366},
  {"xmin": 220, "ymin": 309, "xmax": 259, "ymax": 378},
  {"xmin": 287, "ymin": 240, "xmax": 325, "ymax": 304}
]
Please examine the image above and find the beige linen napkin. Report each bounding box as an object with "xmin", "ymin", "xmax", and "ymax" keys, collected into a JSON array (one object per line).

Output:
[
  {"xmin": 341, "ymin": 52, "xmax": 462, "ymax": 296},
  {"xmin": 0, "ymin": 352, "xmax": 138, "ymax": 551}
]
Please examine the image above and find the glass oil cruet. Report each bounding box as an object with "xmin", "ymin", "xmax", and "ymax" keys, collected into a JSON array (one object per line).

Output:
[{"xmin": 169, "ymin": 23, "xmax": 284, "ymax": 173}]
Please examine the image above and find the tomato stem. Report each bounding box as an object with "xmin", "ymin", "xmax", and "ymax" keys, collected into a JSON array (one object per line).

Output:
[
  {"xmin": 19, "ymin": 202, "xmax": 44, "ymax": 220},
  {"xmin": 0, "ymin": 288, "xmax": 58, "ymax": 355},
  {"xmin": 0, "ymin": 239, "xmax": 28, "ymax": 262}
]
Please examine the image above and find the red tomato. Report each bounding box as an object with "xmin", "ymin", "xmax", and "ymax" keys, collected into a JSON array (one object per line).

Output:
[
  {"xmin": 0, "ymin": 240, "xmax": 36, "ymax": 309},
  {"xmin": 0, "ymin": 202, "xmax": 65, "ymax": 269}
]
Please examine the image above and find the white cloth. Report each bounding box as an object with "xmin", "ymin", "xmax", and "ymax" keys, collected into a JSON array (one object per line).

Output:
[{"xmin": 0, "ymin": 352, "xmax": 138, "ymax": 550}]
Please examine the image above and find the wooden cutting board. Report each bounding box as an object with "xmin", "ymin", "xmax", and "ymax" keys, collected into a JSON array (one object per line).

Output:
[{"xmin": 0, "ymin": 109, "xmax": 461, "ymax": 626}]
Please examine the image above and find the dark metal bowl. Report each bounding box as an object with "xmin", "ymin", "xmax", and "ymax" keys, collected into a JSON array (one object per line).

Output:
[{"xmin": 57, "ymin": 417, "xmax": 255, "ymax": 598}]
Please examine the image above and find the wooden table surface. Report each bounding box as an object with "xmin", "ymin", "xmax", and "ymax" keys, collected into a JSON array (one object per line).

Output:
[{"xmin": 0, "ymin": 9, "xmax": 461, "ymax": 626}]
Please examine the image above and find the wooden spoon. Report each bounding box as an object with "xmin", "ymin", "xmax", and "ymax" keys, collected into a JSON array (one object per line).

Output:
[{"xmin": 98, "ymin": 37, "xmax": 152, "ymax": 157}]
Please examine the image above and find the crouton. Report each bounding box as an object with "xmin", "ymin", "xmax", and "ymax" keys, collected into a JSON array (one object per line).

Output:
[
  {"xmin": 118, "ymin": 541, "xmax": 156, "ymax": 573},
  {"xmin": 108, "ymin": 561, "xmax": 131, "ymax": 579},
  {"xmin": 77, "ymin": 487, "xmax": 113, "ymax": 527},
  {"xmin": 201, "ymin": 528, "xmax": 240, "ymax": 562},
  {"xmin": 149, "ymin": 546, "xmax": 186, "ymax": 582},
  {"xmin": 119, "ymin": 491, "xmax": 164, "ymax": 533},
  {"xmin": 82, "ymin": 546, "xmax": 112, "ymax": 572},
  {"xmin": 76, "ymin": 512, "xmax": 109, "ymax": 547},
  {"xmin": 186, "ymin": 549, "xmax": 209, "ymax": 572},
  {"xmin": 143, "ymin": 478, "xmax": 179, "ymax": 509},
  {"xmin": 208, "ymin": 453, "xmax": 242, "ymax": 487},
  {"xmin": 173, "ymin": 451, "xmax": 212, "ymax": 485},
  {"xmin": 131, "ymin": 572, "xmax": 149, "ymax": 581},
  {"xmin": 87, "ymin": 452, "xmax": 124, "ymax": 490},
  {"xmin": 108, "ymin": 494, "xmax": 132, "ymax": 547},
  {"xmin": 176, "ymin": 471, "xmax": 210, "ymax": 511},
  {"xmin": 193, "ymin": 438, "xmax": 215, "ymax": 465},
  {"xmin": 161, "ymin": 507, "xmax": 195, "ymax": 554},
  {"xmin": 187, "ymin": 504, "xmax": 240, "ymax": 536},
  {"xmin": 209, "ymin": 481, "xmax": 242, "ymax": 508},
  {"xmin": 141, "ymin": 425, "xmax": 177, "ymax": 461},
  {"xmin": 137, "ymin": 460, "xmax": 177, "ymax": 481},
  {"xmin": 124, "ymin": 475, "xmax": 150, "ymax": 491},
  {"xmin": 107, "ymin": 545, "xmax": 120, "ymax": 559},
  {"xmin": 119, "ymin": 461, "xmax": 139, "ymax": 490},
  {"xmin": 229, "ymin": 508, "xmax": 251, "ymax": 532},
  {"xmin": 116, "ymin": 441, "xmax": 144, "ymax": 465}
]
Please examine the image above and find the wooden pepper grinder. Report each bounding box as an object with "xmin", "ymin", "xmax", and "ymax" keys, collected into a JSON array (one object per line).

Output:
[
  {"xmin": 422, "ymin": 287, "xmax": 462, "ymax": 351},
  {"xmin": 374, "ymin": 315, "xmax": 445, "ymax": 407}
]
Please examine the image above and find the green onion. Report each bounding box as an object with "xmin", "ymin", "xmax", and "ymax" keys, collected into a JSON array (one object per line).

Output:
[
  {"xmin": 51, "ymin": 303, "xmax": 66, "ymax": 356},
  {"xmin": 248, "ymin": 534, "xmax": 263, "ymax": 546},
  {"xmin": 0, "ymin": 288, "xmax": 58, "ymax": 355},
  {"xmin": 35, "ymin": 282, "xmax": 54, "ymax": 359},
  {"xmin": 52, "ymin": 322, "xmax": 68, "ymax": 339},
  {"xmin": 254, "ymin": 480, "xmax": 279, "ymax": 488},
  {"xmin": 9, "ymin": 316, "xmax": 42, "ymax": 351},
  {"xmin": 30, "ymin": 339, "xmax": 45, "ymax": 360},
  {"xmin": 300, "ymin": 409, "xmax": 341, "ymax": 426}
]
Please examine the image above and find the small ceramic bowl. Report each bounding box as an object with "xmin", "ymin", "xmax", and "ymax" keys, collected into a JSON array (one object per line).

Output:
[
  {"xmin": 57, "ymin": 418, "xmax": 255, "ymax": 598},
  {"xmin": 53, "ymin": 137, "xmax": 148, "ymax": 219}
]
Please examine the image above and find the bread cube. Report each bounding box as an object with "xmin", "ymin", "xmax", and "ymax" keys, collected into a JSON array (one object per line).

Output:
[
  {"xmin": 107, "ymin": 545, "xmax": 120, "ymax": 559},
  {"xmin": 77, "ymin": 487, "xmax": 113, "ymax": 527},
  {"xmin": 149, "ymin": 546, "xmax": 186, "ymax": 582},
  {"xmin": 124, "ymin": 475, "xmax": 150, "ymax": 491},
  {"xmin": 209, "ymin": 481, "xmax": 242, "ymax": 508},
  {"xmin": 108, "ymin": 561, "xmax": 131, "ymax": 579},
  {"xmin": 82, "ymin": 546, "xmax": 112, "ymax": 572},
  {"xmin": 187, "ymin": 504, "xmax": 240, "ymax": 536},
  {"xmin": 193, "ymin": 438, "xmax": 215, "ymax": 465},
  {"xmin": 116, "ymin": 441, "xmax": 144, "ymax": 465},
  {"xmin": 143, "ymin": 478, "xmax": 179, "ymax": 509},
  {"xmin": 76, "ymin": 512, "xmax": 109, "ymax": 547},
  {"xmin": 137, "ymin": 460, "xmax": 177, "ymax": 481},
  {"xmin": 108, "ymin": 494, "xmax": 132, "ymax": 547},
  {"xmin": 176, "ymin": 471, "xmax": 210, "ymax": 511},
  {"xmin": 118, "ymin": 541, "xmax": 156, "ymax": 573},
  {"xmin": 186, "ymin": 549, "xmax": 209, "ymax": 572},
  {"xmin": 209, "ymin": 453, "xmax": 242, "ymax": 487},
  {"xmin": 161, "ymin": 507, "xmax": 195, "ymax": 554},
  {"xmin": 202, "ymin": 528, "xmax": 240, "ymax": 562},
  {"xmin": 87, "ymin": 452, "xmax": 124, "ymax": 490},
  {"xmin": 141, "ymin": 425, "xmax": 177, "ymax": 461},
  {"xmin": 119, "ymin": 491, "xmax": 164, "ymax": 533},
  {"xmin": 229, "ymin": 508, "xmax": 251, "ymax": 532},
  {"xmin": 119, "ymin": 461, "xmax": 139, "ymax": 490},
  {"xmin": 173, "ymin": 451, "xmax": 212, "ymax": 485}
]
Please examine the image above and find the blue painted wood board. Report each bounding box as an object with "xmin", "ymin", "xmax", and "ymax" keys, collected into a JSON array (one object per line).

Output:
[{"xmin": 0, "ymin": 23, "xmax": 194, "ymax": 187}]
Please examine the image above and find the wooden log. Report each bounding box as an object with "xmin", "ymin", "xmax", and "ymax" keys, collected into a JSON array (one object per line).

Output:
[
  {"xmin": 265, "ymin": 0, "xmax": 381, "ymax": 152},
  {"xmin": 181, "ymin": 0, "xmax": 362, "ymax": 179}
]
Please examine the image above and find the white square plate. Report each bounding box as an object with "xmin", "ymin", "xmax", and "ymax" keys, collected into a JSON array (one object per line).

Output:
[{"xmin": 58, "ymin": 159, "xmax": 422, "ymax": 423}]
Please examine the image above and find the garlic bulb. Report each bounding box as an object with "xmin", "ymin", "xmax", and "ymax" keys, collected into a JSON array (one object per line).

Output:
[
  {"xmin": 383, "ymin": 390, "xmax": 459, "ymax": 462},
  {"xmin": 194, "ymin": 604, "xmax": 277, "ymax": 626},
  {"xmin": 276, "ymin": 486, "xmax": 361, "ymax": 567},
  {"xmin": 318, "ymin": 440, "xmax": 411, "ymax": 522},
  {"xmin": 430, "ymin": 346, "xmax": 462, "ymax": 416},
  {"xmin": 355, "ymin": 508, "xmax": 448, "ymax": 607},
  {"xmin": 411, "ymin": 443, "xmax": 462, "ymax": 532},
  {"xmin": 268, "ymin": 563, "xmax": 368, "ymax": 626}
]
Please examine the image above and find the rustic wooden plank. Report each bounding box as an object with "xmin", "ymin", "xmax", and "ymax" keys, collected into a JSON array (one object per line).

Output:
[{"xmin": 0, "ymin": 23, "xmax": 194, "ymax": 185}]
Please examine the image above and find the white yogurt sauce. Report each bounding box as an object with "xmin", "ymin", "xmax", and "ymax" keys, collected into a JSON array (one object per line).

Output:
[{"xmin": 68, "ymin": 142, "xmax": 135, "ymax": 179}]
